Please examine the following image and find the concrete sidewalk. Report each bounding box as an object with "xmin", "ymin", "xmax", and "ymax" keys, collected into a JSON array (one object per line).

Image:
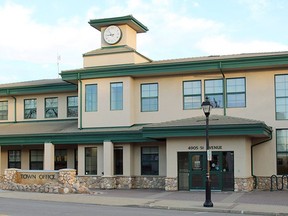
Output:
[{"xmin": 0, "ymin": 189, "xmax": 288, "ymax": 215}]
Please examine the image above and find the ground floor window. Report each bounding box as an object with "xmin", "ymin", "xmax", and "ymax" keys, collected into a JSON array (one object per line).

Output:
[
  {"xmin": 276, "ymin": 129, "xmax": 288, "ymax": 175},
  {"xmin": 30, "ymin": 150, "xmax": 43, "ymax": 170},
  {"xmin": 141, "ymin": 146, "xmax": 159, "ymax": 175},
  {"xmin": 114, "ymin": 147, "xmax": 123, "ymax": 175},
  {"xmin": 85, "ymin": 147, "xmax": 97, "ymax": 175},
  {"xmin": 8, "ymin": 150, "xmax": 21, "ymax": 169},
  {"xmin": 55, "ymin": 149, "xmax": 67, "ymax": 170}
]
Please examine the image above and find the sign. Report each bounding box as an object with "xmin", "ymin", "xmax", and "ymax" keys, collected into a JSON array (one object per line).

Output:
[
  {"xmin": 17, "ymin": 171, "xmax": 59, "ymax": 185},
  {"xmin": 207, "ymin": 150, "xmax": 212, "ymax": 161},
  {"xmin": 188, "ymin": 145, "xmax": 222, "ymax": 150}
]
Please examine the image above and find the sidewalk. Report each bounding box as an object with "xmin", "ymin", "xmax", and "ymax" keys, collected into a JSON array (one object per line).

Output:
[{"xmin": 0, "ymin": 189, "xmax": 288, "ymax": 215}]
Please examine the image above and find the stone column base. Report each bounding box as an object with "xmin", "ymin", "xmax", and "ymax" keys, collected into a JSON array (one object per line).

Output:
[
  {"xmin": 235, "ymin": 177, "xmax": 254, "ymax": 192},
  {"xmin": 165, "ymin": 177, "xmax": 177, "ymax": 191},
  {"xmin": 101, "ymin": 176, "xmax": 116, "ymax": 189}
]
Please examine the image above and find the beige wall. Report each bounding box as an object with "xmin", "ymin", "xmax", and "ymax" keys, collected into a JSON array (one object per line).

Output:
[{"xmin": 167, "ymin": 136, "xmax": 253, "ymax": 178}]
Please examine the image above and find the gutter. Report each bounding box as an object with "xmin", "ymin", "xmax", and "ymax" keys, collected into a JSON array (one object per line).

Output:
[
  {"xmin": 78, "ymin": 73, "xmax": 83, "ymax": 130},
  {"xmin": 219, "ymin": 62, "xmax": 226, "ymax": 116},
  {"xmin": 12, "ymin": 96, "xmax": 17, "ymax": 123}
]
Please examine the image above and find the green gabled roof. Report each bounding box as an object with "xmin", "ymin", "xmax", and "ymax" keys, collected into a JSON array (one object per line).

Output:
[
  {"xmin": 0, "ymin": 79, "xmax": 77, "ymax": 96},
  {"xmin": 142, "ymin": 115, "xmax": 272, "ymax": 138},
  {"xmin": 0, "ymin": 115, "xmax": 272, "ymax": 145},
  {"xmin": 89, "ymin": 15, "xmax": 148, "ymax": 33},
  {"xmin": 61, "ymin": 51, "xmax": 288, "ymax": 82}
]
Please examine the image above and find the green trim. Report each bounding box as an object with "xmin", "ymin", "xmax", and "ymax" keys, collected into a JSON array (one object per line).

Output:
[
  {"xmin": 61, "ymin": 53, "xmax": 288, "ymax": 82},
  {"xmin": 79, "ymin": 78, "xmax": 83, "ymax": 130},
  {"xmin": 0, "ymin": 82, "xmax": 77, "ymax": 96},
  {"xmin": 88, "ymin": 15, "xmax": 148, "ymax": 33},
  {"xmin": 142, "ymin": 123, "xmax": 272, "ymax": 138}
]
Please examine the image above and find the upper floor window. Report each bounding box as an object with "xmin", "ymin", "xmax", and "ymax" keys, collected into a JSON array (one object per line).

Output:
[
  {"xmin": 205, "ymin": 79, "xmax": 223, "ymax": 108},
  {"xmin": 111, "ymin": 82, "xmax": 123, "ymax": 110},
  {"xmin": 275, "ymin": 75, "xmax": 288, "ymax": 120},
  {"xmin": 276, "ymin": 129, "xmax": 288, "ymax": 175},
  {"xmin": 24, "ymin": 99, "xmax": 37, "ymax": 119},
  {"xmin": 141, "ymin": 83, "xmax": 158, "ymax": 112},
  {"xmin": 85, "ymin": 84, "xmax": 97, "ymax": 112},
  {"xmin": 183, "ymin": 80, "xmax": 201, "ymax": 109},
  {"xmin": 0, "ymin": 101, "xmax": 8, "ymax": 120},
  {"xmin": 227, "ymin": 78, "xmax": 246, "ymax": 108},
  {"xmin": 67, "ymin": 96, "xmax": 78, "ymax": 117},
  {"xmin": 45, "ymin": 97, "xmax": 58, "ymax": 118}
]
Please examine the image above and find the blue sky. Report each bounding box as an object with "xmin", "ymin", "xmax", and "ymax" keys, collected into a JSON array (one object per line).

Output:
[{"xmin": 0, "ymin": 0, "xmax": 287, "ymax": 84}]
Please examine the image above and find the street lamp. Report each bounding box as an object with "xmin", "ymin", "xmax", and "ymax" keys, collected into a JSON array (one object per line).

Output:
[{"xmin": 202, "ymin": 97, "xmax": 213, "ymax": 208}]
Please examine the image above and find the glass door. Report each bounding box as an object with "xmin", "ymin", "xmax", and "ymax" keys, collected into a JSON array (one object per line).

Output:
[
  {"xmin": 190, "ymin": 153, "xmax": 206, "ymax": 189},
  {"xmin": 210, "ymin": 152, "xmax": 222, "ymax": 190}
]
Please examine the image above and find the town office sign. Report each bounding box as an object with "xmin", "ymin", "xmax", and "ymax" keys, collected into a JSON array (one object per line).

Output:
[{"xmin": 17, "ymin": 171, "xmax": 59, "ymax": 184}]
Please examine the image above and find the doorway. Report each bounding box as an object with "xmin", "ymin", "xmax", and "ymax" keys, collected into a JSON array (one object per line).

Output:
[{"xmin": 178, "ymin": 151, "xmax": 234, "ymax": 191}]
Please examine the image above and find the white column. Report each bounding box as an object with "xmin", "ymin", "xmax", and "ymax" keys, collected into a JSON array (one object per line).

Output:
[
  {"xmin": 103, "ymin": 140, "xmax": 114, "ymax": 177},
  {"xmin": 0, "ymin": 146, "xmax": 2, "ymax": 174},
  {"xmin": 123, "ymin": 144, "xmax": 132, "ymax": 176},
  {"xmin": 44, "ymin": 142, "xmax": 54, "ymax": 170}
]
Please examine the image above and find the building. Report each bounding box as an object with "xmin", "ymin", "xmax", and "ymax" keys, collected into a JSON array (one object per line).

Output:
[{"xmin": 0, "ymin": 15, "xmax": 288, "ymax": 192}]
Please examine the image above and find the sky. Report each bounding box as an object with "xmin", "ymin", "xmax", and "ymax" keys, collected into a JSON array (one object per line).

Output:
[{"xmin": 0, "ymin": 0, "xmax": 288, "ymax": 84}]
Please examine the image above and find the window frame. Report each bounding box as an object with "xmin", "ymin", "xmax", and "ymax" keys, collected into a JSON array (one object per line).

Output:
[
  {"xmin": 204, "ymin": 79, "xmax": 224, "ymax": 108},
  {"xmin": 8, "ymin": 150, "xmax": 21, "ymax": 169},
  {"xmin": 276, "ymin": 129, "xmax": 288, "ymax": 175},
  {"xmin": 141, "ymin": 83, "xmax": 159, "ymax": 112},
  {"xmin": 183, "ymin": 80, "xmax": 202, "ymax": 110},
  {"xmin": 141, "ymin": 146, "xmax": 159, "ymax": 175},
  {"xmin": 45, "ymin": 97, "xmax": 58, "ymax": 118},
  {"xmin": 30, "ymin": 149, "xmax": 44, "ymax": 170},
  {"xmin": 85, "ymin": 147, "xmax": 97, "ymax": 175},
  {"xmin": 0, "ymin": 100, "xmax": 8, "ymax": 120},
  {"xmin": 275, "ymin": 74, "xmax": 288, "ymax": 120},
  {"xmin": 85, "ymin": 84, "xmax": 98, "ymax": 112},
  {"xmin": 226, "ymin": 77, "xmax": 246, "ymax": 108},
  {"xmin": 110, "ymin": 82, "xmax": 123, "ymax": 111},
  {"xmin": 67, "ymin": 96, "xmax": 78, "ymax": 117},
  {"xmin": 24, "ymin": 98, "xmax": 37, "ymax": 119}
]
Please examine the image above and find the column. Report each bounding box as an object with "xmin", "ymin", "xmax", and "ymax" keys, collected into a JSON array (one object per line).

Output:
[
  {"xmin": 103, "ymin": 140, "xmax": 113, "ymax": 177},
  {"xmin": 44, "ymin": 142, "xmax": 55, "ymax": 170},
  {"xmin": 123, "ymin": 144, "xmax": 132, "ymax": 176}
]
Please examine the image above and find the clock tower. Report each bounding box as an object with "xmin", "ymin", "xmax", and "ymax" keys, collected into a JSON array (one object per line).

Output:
[{"xmin": 83, "ymin": 15, "xmax": 151, "ymax": 67}]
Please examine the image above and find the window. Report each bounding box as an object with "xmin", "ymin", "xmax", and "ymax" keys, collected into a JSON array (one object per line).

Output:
[
  {"xmin": 67, "ymin": 96, "xmax": 78, "ymax": 117},
  {"xmin": 227, "ymin": 78, "xmax": 246, "ymax": 108},
  {"xmin": 141, "ymin": 83, "xmax": 158, "ymax": 112},
  {"xmin": 24, "ymin": 99, "xmax": 37, "ymax": 119},
  {"xmin": 111, "ymin": 82, "xmax": 123, "ymax": 110},
  {"xmin": 114, "ymin": 147, "xmax": 123, "ymax": 175},
  {"xmin": 141, "ymin": 146, "xmax": 159, "ymax": 175},
  {"xmin": 0, "ymin": 101, "xmax": 8, "ymax": 120},
  {"xmin": 55, "ymin": 149, "xmax": 67, "ymax": 170},
  {"xmin": 183, "ymin": 80, "xmax": 201, "ymax": 109},
  {"xmin": 85, "ymin": 147, "xmax": 97, "ymax": 175},
  {"xmin": 275, "ymin": 75, "xmax": 288, "ymax": 120},
  {"xmin": 45, "ymin": 97, "xmax": 58, "ymax": 118},
  {"xmin": 276, "ymin": 130, "xmax": 288, "ymax": 175},
  {"xmin": 85, "ymin": 84, "xmax": 97, "ymax": 112},
  {"xmin": 30, "ymin": 150, "xmax": 43, "ymax": 170},
  {"xmin": 205, "ymin": 79, "xmax": 223, "ymax": 108},
  {"xmin": 8, "ymin": 150, "xmax": 21, "ymax": 169}
]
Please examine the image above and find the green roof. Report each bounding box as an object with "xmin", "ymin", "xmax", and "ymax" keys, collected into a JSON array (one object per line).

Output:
[
  {"xmin": 89, "ymin": 15, "xmax": 148, "ymax": 33},
  {"xmin": 0, "ymin": 115, "xmax": 272, "ymax": 145}
]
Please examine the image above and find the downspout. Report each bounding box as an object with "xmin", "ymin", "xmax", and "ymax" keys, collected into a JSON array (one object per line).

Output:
[
  {"xmin": 78, "ymin": 73, "xmax": 83, "ymax": 130},
  {"xmin": 11, "ymin": 96, "xmax": 17, "ymax": 123},
  {"xmin": 251, "ymin": 133, "xmax": 273, "ymax": 188},
  {"xmin": 219, "ymin": 62, "xmax": 226, "ymax": 116}
]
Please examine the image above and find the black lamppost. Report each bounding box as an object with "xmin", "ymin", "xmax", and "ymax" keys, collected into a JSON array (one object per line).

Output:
[{"xmin": 202, "ymin": 97, "xmax": 213, "ymax": 208}]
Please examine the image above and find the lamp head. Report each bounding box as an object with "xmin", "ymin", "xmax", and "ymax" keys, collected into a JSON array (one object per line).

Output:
[{"xmin": 201, "ymin": 97, "xmax": 212, "ymax": 117}]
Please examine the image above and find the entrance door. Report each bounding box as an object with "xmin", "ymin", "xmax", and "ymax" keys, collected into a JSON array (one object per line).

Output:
[
  {"xmin": 178, "ymin": 151, "xmax": 234, "ymax": 191},
  {"xmin": 210, "ymin": 152, "xmax": 222, "ymax": 190}
]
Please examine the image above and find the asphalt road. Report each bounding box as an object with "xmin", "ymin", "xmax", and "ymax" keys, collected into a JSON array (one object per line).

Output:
[{"xmin": 0, "ymin": 197, "xmax": 262, "ymax": 216}]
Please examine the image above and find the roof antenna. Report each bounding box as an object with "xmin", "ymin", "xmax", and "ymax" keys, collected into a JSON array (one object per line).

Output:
[{"xmin": 57, "ymin": 53, "xmax": 61, "ymax": 78}]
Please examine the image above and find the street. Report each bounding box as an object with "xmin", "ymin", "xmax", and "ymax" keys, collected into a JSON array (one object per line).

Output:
[{"xmin": 0, "ymin": 198, "xmax": 261, "ymax": 216}]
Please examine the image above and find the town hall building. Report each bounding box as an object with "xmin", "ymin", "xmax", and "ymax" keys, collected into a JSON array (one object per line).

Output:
[{"xmin": 0, "ymin": 15, "xmax": 287, "ymax": 192}]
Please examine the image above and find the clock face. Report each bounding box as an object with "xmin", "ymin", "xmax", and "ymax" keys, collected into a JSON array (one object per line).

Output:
[{"xmin": 103, "ymin": 25, "xmax": 122, "ymax": 45}]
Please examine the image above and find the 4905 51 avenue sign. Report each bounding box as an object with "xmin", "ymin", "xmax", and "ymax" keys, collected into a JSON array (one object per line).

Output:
[{"xmin": 17, "ymin": 171, "xmax": 59, "ymax": 185}]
